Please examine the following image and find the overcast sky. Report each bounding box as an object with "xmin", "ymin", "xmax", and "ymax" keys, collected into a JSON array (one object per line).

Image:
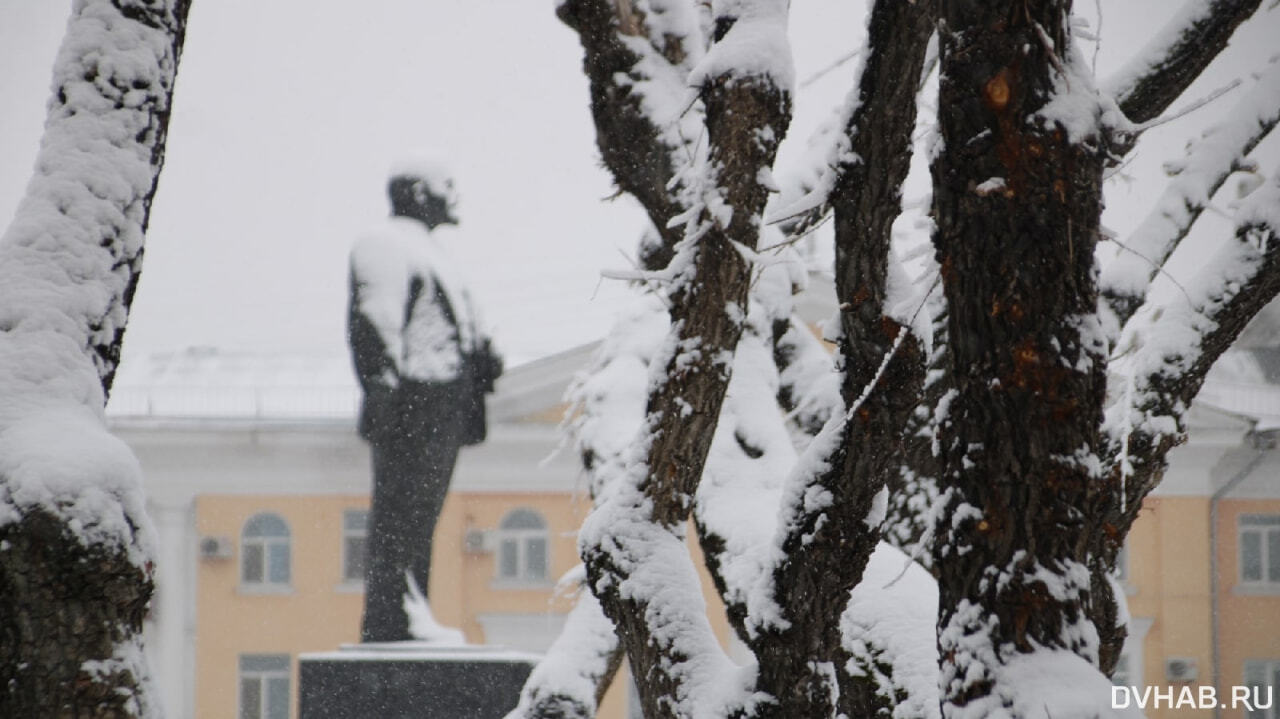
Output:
[{"xmin": 1, "ymin": 1, "xmax": 1276, "ymax": 368}]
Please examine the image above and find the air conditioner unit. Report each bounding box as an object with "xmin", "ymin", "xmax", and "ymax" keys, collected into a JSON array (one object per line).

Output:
[
  {"xmin": 199, "ymin": 536, "xmax": 233, "ymax": 560},
  {"xmin": 464, "ymin": 529, "xmax": 494, "ymax": 554},
  {"xmin": 1165, "ymin": 657, "xmax": 1199, "ymax": 682}
]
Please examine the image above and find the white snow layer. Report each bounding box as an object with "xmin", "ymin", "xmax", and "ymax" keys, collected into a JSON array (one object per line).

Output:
[
  {"xmin": 403, "ymin": 570, "xmax": 467, "ymax": 646},
  {"xmin": 690, "ymin": 0, "xmax": 794, "ymax": 94},
  {"xmin": 349, "ymin": 217, "xmax": 485, "ymax": 383},
  {"xmin": 387, "ymin": 154, "xmax": 457, "ymax": 201},
  {"xmin": 0, "ymin": 0, "xmax": 180, "ymax": 568},
  {"xmin": 1035, "ymin": 35, "xmax": 1127, "ymax": 145},
  {"xmin": 993, "ymin": 650, "xmax": 1145, "ymax": 719},
  {"xmin": 695, "ymin": 294, "xmax": 799, "ymax": 637},
  {"xmin": 568, "ymin": 285, "xmax": 759, "ymax": 716},
  {"xmin": 580, "ymin": 470, "xmax": 765, "ymax": 718},
  {"xmin": 1100, "ymin": 58, "xmax": 1280, "ymax": 302},
  {"xmin": 504, "ymin": 589, "xmax": 619, "ymax": 718},
  {"xmin": 1106, "ymin": 167, "xmax": 1280, "ymax": 447},
  {"xmin": 842, "ymin": 543, "xmax": 940, "ymax": 719},
  {"xmin": 1101, "ymin": 0, "xmax": 1222, "ymax": 106}
]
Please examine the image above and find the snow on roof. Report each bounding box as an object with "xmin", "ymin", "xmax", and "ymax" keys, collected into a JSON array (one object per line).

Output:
[
  {"xmin": 107, "ymin": 348, "xmax": 360, "ymax": 421},
  {"xmin": 106, "ymin": 344, "xmax": 594, "ymax": 424},
  {"xmin": 109, "ymin": 283, "xmax": 1280, "ymax": 431},
  {"xmin": 1197, "ymin": 340, "xmax": 1280, "ymax": 431}
]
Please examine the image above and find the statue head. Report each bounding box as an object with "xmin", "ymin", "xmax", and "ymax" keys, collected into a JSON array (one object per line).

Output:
[{"xmin": 387, "ymin": 157, "xmax": 458, "ymax": 230}]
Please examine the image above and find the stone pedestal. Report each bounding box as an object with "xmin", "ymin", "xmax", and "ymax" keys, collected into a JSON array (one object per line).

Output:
[{"xmin": 298, "ymin": 643, "xmax": 538, "ymax": 719}]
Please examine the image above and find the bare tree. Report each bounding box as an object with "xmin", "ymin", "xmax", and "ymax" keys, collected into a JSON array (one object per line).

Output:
[
  {"xmin": 0, "ymin": 1, "xmax": 191, "ymax": 716},
  {"xmin": 505, "ymin": 0, "xmax": 1280, "ymax": 717}
]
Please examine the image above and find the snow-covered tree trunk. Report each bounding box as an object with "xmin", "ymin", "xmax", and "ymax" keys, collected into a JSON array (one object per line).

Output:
[
  {"xmin": 0, "ymin": 1, "xmax": 191, "ymax": 716},
  {"xmin": 575, "ymin": 3, "xmax": 793, "ymax": 715},
  {"xmin": 738, "ymin": 0, "xmax": 935, "ymax": 714},
  {"xmin": 928, "ymin": 2, "xmax": 1117, "ymax": 715}
]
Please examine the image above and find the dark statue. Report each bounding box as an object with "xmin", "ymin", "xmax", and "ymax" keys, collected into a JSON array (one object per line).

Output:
[{"xmin": 347, "ymin": 161, "xmax": 502, "ymax": 643}]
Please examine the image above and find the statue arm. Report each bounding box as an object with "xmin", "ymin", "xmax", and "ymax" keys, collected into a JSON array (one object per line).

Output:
[
  {"xmin": 348, "ymin": 289, "xmax": 399, "ymax": 395},
  {"xmin": 348, "ymin": 236, "xmax": 411, "ymax": 392}
]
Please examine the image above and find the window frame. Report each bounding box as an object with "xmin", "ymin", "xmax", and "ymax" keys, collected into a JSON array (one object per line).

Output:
[
  {"xmin": 238, "ymin": 653, "xmax": 290, "ymax": 719},
  {"xmin": 1243, "ymin": 659, "xmax": 1279, "ymax": 719},
  {"xmin": 240, "ymin": 512, "xmax": 292, "ymax": 593},
  {"xmin": 340, "ymin": 508, "xmax": 369, "ymax": 588},
  {"xmin": 1238, "ymin": 514, "xmax": 1280, "ymax": 591},
  {"xmin": 493, "ymin": 508, "xmax": 551, "ymax": 587}
]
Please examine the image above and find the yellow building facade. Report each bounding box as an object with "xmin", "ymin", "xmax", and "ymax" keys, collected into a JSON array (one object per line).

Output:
[{"xmin": 109, "ymin": 346, "xmax": 1279, "ymax": 719}]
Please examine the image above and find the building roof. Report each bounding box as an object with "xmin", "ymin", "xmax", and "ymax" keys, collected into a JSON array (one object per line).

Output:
[
  {"xmin": 107, "ymin": 343, "xmax": 599, "ymax": 427},
  {"xmin": 107, "ymin": 296, "xmax": 1280, "ymax": 441}
]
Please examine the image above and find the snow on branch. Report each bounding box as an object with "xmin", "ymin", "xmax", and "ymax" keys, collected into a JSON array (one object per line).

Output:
[
  {"xmin": 688, "ymin": 0, "xmax": 793, "ymax": 97},
  {"xmin": 0, "ymin": 1, "xmax": 189, "ymax": 715},
  {"xmin": 556, "ymin": 0, "xmax": 705, "ymax": 267},
  {"xmin": 765, "ymin": 0, "xmax": 936, "ymax": 246},
  {"xmin": 1, "ymin": 0, "xmax": 188, "ymax": 394},
  {"xmin": 726, "ymin": 0, "xmax": 935, "ymax": 713},
  {"xmin": 774, "ymin": 315, "xmax": 841, "ymax": 436},
  {"xmin": 1105, "ymin": 167, "xmax": 1280, "ymax": 516},
  {"xmin": 568, "ymin": 1, "xmax": 794, "ymax": 715},
  {"xmin": 0, "ymin": 0, "xmax": 188, "ymax": 547},
  {"xmin": 840, "ymin": 543, "xmax": 940, "ymax": 719},
  {"xmin": 1103, "ymin": 0, "xmax": 1262, "ymax": 125},
  {"xmin": 1100, "ymin": 57, "xmax": 1280, "ymax": 329},
  {"xmin": 690, "ymin": 245, "xmax": 804, "ymax": 639},
  {"xmin": 504, "ymin": 587, "xmax": 623, "ymax": 719},
  {"xmin": 582, "ymin": 463, "xmax": 761, "ymax": 717}
]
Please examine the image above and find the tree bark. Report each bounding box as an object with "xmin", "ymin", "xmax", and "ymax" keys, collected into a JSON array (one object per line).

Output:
[
  {"xmin": 930, "ymin": 1, "xmax": 1110, "ymax": 713},
  {"xmin": 746, "ymin": 0, "xmax": 936, "ymax": 715},
  {"xmin": 571, "ymin": 2, "xmax": 792, "ymax": 714},
  {"xmin": 556, "ymin": 0, "xmax": 699, "ymax": 269},
  {"xmin": 0, "ymin": 510, "xmax": 154, "ymax": 717}
]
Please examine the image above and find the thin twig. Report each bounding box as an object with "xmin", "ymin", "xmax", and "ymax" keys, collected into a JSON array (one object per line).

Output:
[
  {"xmin": 1092, "ymin": 0, "xmax": 1103, "ymax": 76},
  {"xmin": 800, "ymin": 48, "xmax": 864, "ymax": 89},
  {"xmin": 1131, "ymin": 78, "xmax": 1243, "ymax": 132},
  {"xmin": 1033, "ymin": 21, "xmax": 1069, "ymax": 88},
  {"xmin": 763, "ymin": 211, "xmax": 835, "ymax": 254},
  {"xmin": 1101, "ymin": 236, "xmax": 1195, "ymax": 315}
]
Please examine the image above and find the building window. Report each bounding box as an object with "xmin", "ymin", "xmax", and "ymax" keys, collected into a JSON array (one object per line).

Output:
[
  {"xmin": 239, "ymin": 654, "xmax": 290, "ymax": 719},
  {"xmin": 1239, "ymin": 515, "xmax": 1280, "ymax": 588},
  {"xmin": 496, "ymin": 508, "xmax": 548, "ymax": 584},
  {"xmin": 242, "ymin": 513, "xmax": 291, "ymax": 588},
  {"xmin": 343, "ymin": 509, "xmax": 369, "ymax": 584},
  {"xmin": 1243, "ymin": 660, "xmax": 1279, "ymax": 719}
]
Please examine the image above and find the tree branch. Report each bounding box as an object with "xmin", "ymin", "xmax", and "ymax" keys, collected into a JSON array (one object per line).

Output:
[
  {"xmin": 1088, "ymin": 167, "xmax": 1280, "ymax": 671},
  {"xmin": 504, "ymin": 588, "xmax": 623, "ymax": 719},
  {"xmin": 691, "ymin": 256, "xmax": 807, "ymax": 649},
  {"xmin": 1101, "ymin": 167, "xmax": 1280, "ymax": 537},
  {"xmin": 556, "ymin": 0, "xmax": 703, "ymax": 269},
  {"xmin": 1104, "ymin": 0, "xmax": 1262, "ymax": 125},
  {"xmin": 740, "ymin": 1, "xmax": 936, "ymax": 714},
  {"xmin": 0, "ymin": 0, "xmax": 191, "ymax": 713},
  {"xmin": 576, "ymin": 2, "xmax": 794, "ymax": 715},
  {"xmin": 1100, "ymin": 58, "xmax": 1280, "ymax": 329}
]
